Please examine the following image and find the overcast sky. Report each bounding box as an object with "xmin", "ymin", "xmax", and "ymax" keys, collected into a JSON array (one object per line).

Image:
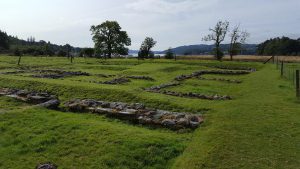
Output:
[{"xmin": 0, "ymin": 0, "xmax": 299, "ymax": 50}]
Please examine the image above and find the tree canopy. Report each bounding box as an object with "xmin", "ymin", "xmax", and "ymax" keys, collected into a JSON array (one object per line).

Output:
[
  {"xmin": 257, "ymin": 37, "xmax": 300, "ymax": 56},
  {"xmin": 0, "ymin": 30, "xmax": 10, "ymax": 51},
  {"xmin": 90, "ymin": 21, "xmax": 131, "ymax": 59},
  {"xmin": 138, "ymin": 37, "xmax": 157, "ymax": 59},
  {"xmin": 203, "ymin": 21, "xmax": 229, "ymax": 61}
]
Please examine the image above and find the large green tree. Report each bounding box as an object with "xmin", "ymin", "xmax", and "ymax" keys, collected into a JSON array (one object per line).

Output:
[
  {"xmin": 203, "ymin": 21, "xmax": 229, "ymax": 61},
  {"xmin": 0, "ymin": 30, "xmax": 10, "ymax": 51},
  {"xmin": 90, "ymin": 21, "xmax": 131, "ymax": 59},
  {"xmin": 138, "ymin": 37, "xmax": 157, "ymax": 59},
  {"xmin": 257, "ymin": 37, "xmax": 300, "ymax": 56}
]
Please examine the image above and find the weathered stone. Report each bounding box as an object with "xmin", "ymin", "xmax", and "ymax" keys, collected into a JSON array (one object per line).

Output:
[
  {"xmin": 126, "ymin": 76, "xmax": 154, "ymax": 81},
  {"xmin": 145, "ymin": 82, "xmax": 180, "ymax": 91},
  {"xmin": 32, "ymin": 70, "xmax": 90, "ymax": 79},
  {"xmin": 36, "ymin": 162, "xmax": 57, "ymax": 169},
  {"xmin": 103, "ymin": 78, "xmax": 130, "ymax": 85},
  {"xmin": 38, "ymin": 99, "xmax": 60, "ymax": 109},
  {"xmin": 64, "ymin": 99, "xmax": 204, "ymax": 130},
  {"xmin": 175, "ymin": 69, "xmax": 252, "ymax": 81},
  {"xmin": 161, "ymin": 119, "xmax": 176, "ymax": 128}
]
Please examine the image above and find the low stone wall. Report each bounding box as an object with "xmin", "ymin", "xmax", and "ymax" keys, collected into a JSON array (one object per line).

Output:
[
  {"xmin": 145, "ymin": 82, "xmax": 181, "ymax": 91},
  {"xmin": 198, "ymin": 77, "xmax": 242, "ymax": 83},
  {"xmin": 211, "ymin": 65, "xmax": 257, "ymax": 72},
  {"xmin": 175, "ymin": 70, "xmax": 252, "ymax": 81},
  {"xmin": 0, "ymin": 88, "xmax": 60, "ymax": 109},
  {"xmin": 65, "ymin": 99, "xmax": 204, "ymax": 130},
  {"xmin": 103, "ymin": 77, "xmax": 131, "ymax": 85},
  {"xmin": 126, "ymin": 75, "xmax": 155, "ymax": 81},
  {"xmin": 144, "ymin": 82, "xmax": 231, "ymax": 100},
  {"xmin": 148, "ymin": 89, "xmax": 232, "ymax": 100},
  {"xmin": 32, "ymin": 69, "xmax": 90, "ymax": 79}
]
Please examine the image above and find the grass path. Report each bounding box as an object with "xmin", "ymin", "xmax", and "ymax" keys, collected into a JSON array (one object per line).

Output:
[{"xmin": 173, "ymin": 64, "xmax": 300, "ymax": 169}]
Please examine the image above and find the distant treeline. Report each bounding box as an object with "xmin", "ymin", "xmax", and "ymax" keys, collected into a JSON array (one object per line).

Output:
[
  {"xmin": 257, "ymin": 37, "xmax": 300, "ymax": 56},
  {"xmin": 0, "ymin": 30, "xmax": 83, "ymax": 56},
  {"xmin": 1, "ymin": 29, "xmax": 300, "ymax": 57}
]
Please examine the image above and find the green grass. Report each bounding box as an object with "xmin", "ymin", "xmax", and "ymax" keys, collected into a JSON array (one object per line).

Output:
[{"xmin": 0, "ymin": 55, "xmax": 299, "ymax": 169}]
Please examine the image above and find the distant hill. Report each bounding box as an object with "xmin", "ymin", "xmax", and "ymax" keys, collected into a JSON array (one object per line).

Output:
[
  {"xmin": 163, "ymin": 44, "xmax": 257, "ymax": 55},
  {"xmin": 130, "ymin": 44, "xmax": 257, "ymax": 56}
]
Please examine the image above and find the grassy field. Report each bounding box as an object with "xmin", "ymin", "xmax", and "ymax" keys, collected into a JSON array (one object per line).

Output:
[{"xmin": 0, "ymin": 55, "xmax": 299, "ymax": 169}]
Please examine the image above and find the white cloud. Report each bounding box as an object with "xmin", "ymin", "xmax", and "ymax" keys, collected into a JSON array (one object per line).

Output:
[{"xmin": 0, "ymin": 0, "xmax": 299, "ymax": 50}]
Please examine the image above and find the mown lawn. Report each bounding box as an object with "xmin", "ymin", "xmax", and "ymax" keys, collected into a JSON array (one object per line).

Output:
[{"xmin": 0, "ymin": 56, "xmax": 299, "ymax": 169}]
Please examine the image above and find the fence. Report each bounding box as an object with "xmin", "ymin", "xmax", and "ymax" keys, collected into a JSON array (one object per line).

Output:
[{"xmin": 273, "ymin": 56, "xmax": 300, "ymax": 98}]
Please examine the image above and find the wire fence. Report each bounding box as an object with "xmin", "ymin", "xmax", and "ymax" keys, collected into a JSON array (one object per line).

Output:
[{"xmin": 273, "ymin": 56, "xmax": 300, "ymax": 97}]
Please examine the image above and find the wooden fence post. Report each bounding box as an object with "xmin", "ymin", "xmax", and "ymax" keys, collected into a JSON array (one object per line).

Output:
[
  {"xmin": 281, "ymin": 61, "xmax": 284, "ymax": 77},
  {"xmin": 276, "ymin": 56, "xmax": 279, "ymax": 69},
  {"xmin": 296, "ymin": 70, "xmax": 300, "ymax": 98}
]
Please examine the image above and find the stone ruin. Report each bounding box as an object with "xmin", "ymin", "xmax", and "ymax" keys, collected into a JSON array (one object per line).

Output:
[
  {"xmin": 145, "ymin": 82, "xmax": 181, "ymax": 91},
  {"xmin": 198, "ymin": 77, "xmax": 242, "ymax": 83},
  {"xmin": 64, "ymin": 99, "xmax": 204, "ymax": 130},
  {"xmin": 36, "ymin": 162, "xmax": 57, "ymax": 169},
  {"xmin": 102, "ymin": 76, "xmax": 155, "ymax": 85},
  {"xmin": 0, "ymin": 88, "xmax": 204, "ymax": 130},
  {"xmin": 149, "ymin": 90, "xmax": 232, "ymax": 100},
  {"xmin": 126, "ymin": 75, "xmax": 155, "ymax": 81},
  {"xmin": 32, "ymin": 69, "xmax": 90, "ymax": 79},
  {"xmin": 144, "ymin": 82, "xmax": 232, "ymax": 100},
  {"xmin": 0, "ymin": 88, "xmax": 60, "ymax": 109},
  {"xmin": 103, "ymin": 77, "xmax": 131, "ymax": 85},
  {"xmin": 210, "ymin": 65, "xmax": 257, "ymax": 72},
  {"xmin": 175, "ymin": 70, "xmax": 252, "ymax": 81}
]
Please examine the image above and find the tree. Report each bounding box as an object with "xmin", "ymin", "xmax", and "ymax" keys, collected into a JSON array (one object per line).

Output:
[
  {"xmin": 257, "ymin": 37, "xmax": 300, "ymax": 56},
  {"xmin": 80, "ymin": 48, "xmax": 94, "ymax": 58},
  {"xmin": 0, "ymin": 30, "xmax": 9, "ymax": 51},
  {"xmin": 64, "ymin": 44, "xmax": 73, "ymax": 63},
  {"xmin": 138, "ymin": 37, "xmax": 157, "ymax": 59},
  {"xmin": 203, "ymin": 21, "xmax": 229, "ymax": 61},
  {"xmin": 165, "ymin": 48, "xmax": 174, "ymax": 59},
  {"xmin": 90, "ymin": 21, "xmax": 131, "ymax": 59},
  {"xmin": 228, "ymin": 25, "xmax": 249, "ymax": 61}
]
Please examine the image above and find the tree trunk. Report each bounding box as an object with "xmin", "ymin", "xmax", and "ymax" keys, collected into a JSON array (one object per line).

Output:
[{"xmin": 17, "ymin": 55, "xmax": 22, "ymax": 65}]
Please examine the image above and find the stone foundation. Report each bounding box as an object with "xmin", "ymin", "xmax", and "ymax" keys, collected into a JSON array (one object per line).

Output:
[{"xmin": 65, "ymin": 99, "xmax": 204, "ymax": 130}]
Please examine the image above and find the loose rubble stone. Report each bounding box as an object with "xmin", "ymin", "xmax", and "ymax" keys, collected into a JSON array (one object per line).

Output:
[
  {"xmin": 64, "ymin": 99, "xmax": 204, "ymax": 130},
  {"xmin": 36, "ymin": 162, "xmax": 57, "ymax": 169},
  {"xmin": 103, "ymin": 78, "xmax": 131, "ymax": 85},
  {"xmin": 0, "ymin": 88, "xmax": 59, "ymax": 109},
  {"xmin": 126, "ymin": 76, "xmax": 154, "ymax": 81}
]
